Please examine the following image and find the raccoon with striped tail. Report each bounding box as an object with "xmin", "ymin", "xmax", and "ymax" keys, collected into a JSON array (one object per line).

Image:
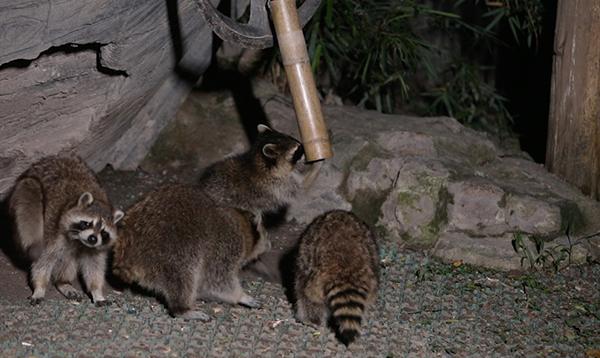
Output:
[{"xmin": 294, "ymin": 210, "xmax": 379, "ymax": 346}]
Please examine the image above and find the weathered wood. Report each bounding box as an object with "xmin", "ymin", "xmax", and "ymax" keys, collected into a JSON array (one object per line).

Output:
[
  {"xmin": 0, "ymin": 0, "xmax": 216, "ymax": 198},
  {"xmin": 546, "ymin": 0, "xmax": 600, "ymax": 199}
]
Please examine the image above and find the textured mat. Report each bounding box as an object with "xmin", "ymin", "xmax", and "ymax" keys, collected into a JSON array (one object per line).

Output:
[{"xmin": 1, "ymin": 248, "xmax": 598, "ymax": 357}]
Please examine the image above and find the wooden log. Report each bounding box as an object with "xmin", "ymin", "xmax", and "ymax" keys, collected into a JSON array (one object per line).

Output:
[
  {"xmin": 546, "ymin": 0, "xmax": 600, "ymax": 199},
  {"xmin": 0, "ymin": 0, "xmax": 216, "ymax": 198}
]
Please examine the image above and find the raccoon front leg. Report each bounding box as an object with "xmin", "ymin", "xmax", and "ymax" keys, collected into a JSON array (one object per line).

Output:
[
  {"xmin": 164, "ymin": 271, "xmax": 210, "ymax": 321},
  {"xmin": 79, "ymin": 252, "xmax": 110, "ymax": 306},
  {"xmin": 54, "ymin": 258, "xmax": 84, "ymax": 301},
  {"xmin": 29, "ymin": 250, "xmax": 60, "ymax": 305},
  {"xmin": 250, "ymin": 213, "xmax": 271, "ymax": 259}
]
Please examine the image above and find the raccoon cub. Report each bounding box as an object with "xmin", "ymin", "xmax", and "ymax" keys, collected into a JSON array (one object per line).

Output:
[
  {"xmin": 8, "ymin": 155, "xmax": 124, "ymax": 305},
  {"xmin": 112, "ymin": 184, "xmax": 269, "ymax": 321},
  {"xmin": 294, "ymin": 210, "xmax": 380, "ymax": 346},
  {"xmin": 198, "ymin": 124, "xmax": 309, "ymax": 242}
]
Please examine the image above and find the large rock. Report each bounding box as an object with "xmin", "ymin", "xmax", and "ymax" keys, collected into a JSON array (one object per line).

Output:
[
  {"xmin": 263, "ymin": 94, "xmax": 600, "ymax": 270},
  {"xmin": 0, "ymin": 0, "xmax": 216, "ymax": 198},
  {"xmin": 141, "ymin": 84, "xmax": 600, "ymax": 271}
]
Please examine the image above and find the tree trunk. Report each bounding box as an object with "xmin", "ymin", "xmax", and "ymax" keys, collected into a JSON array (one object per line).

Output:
[
  {"xmin": 546, "ymin": 0, "xmax": 600, "ymax": 199},
  {"xmin": 0, "ymin": 0, "xmax": 216, "ymax": 198}
]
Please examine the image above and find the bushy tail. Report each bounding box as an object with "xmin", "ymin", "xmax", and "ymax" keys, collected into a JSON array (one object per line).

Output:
[
  {"xmin": 326, "ymin": 285, "xmax": 369, "ymax": 346},
  {"xmin": 9, "ymin": 178, "xmax": 44, "ymax": 260}
]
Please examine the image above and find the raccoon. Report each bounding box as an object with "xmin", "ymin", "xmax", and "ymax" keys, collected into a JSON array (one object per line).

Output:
[
  {"xmin": 198, "ymin": 124, "xmax": 314, "ymax": 243},
  {"xmin": 8, "ymin": 155, "xmax": 124, "ymax": 305},
  {"xmin": 112, "ymin": 184, "xmax": 269, "ymax": 321},
  {"xmin": 294, "ymin": 210, "xmax": 380, "ymax": 346}
]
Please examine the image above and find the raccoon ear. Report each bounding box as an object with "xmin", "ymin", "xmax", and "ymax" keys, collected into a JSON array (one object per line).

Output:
[
  {"xmin": 77, "ymin": 192, "xmax": 94, "ymax": 207},
  {"xmin": 257, "ymin": 124, "xmax": 272, "ymax": 133},
  {"xmin": 262, "ymin": 143, "xmax": 279, "ymax": 159},
  {"xmin": 112, "ymin": 209, "xmax": 124, "ymax": 224}
]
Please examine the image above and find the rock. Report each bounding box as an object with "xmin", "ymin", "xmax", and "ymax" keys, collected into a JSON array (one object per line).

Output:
[
  {"xmin": 447, "ymin": 180, "xmax": 509, "ymax": 236},
  {"xmin": 286, "ymin": 162, "xmax": 352, "ymax": 225},
  {"xmin": 505, "ymin": 194, "xmax": 562, "ymax": 237},
  {"xmin": 140, "ymin": 85, "xmax": 600, "ymax": 271},
  {"xmin": 433, "ymin": 232, "xmax": 525, "ymax": 271},
  {"xmin": 378, "ymin": 160, "xmax": 451, "ymax": 248},
  {"xmin": 262, "ymin": 94, "xmax": 600, "ymax": 269}
]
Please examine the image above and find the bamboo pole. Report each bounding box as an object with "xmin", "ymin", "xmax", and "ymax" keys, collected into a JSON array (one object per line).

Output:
[{"xmin": 270, "ymin": 0, "xmax": 333, "ymax": 162}]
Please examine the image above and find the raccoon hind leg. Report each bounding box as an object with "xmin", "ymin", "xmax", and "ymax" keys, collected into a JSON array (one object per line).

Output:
[
  {"xmin": 54, "ymin": 257, "xmax": 84, "ymax": 301},
  {"xmin": 294, "ymin": 278, "xmax": 326, "ymax": 327},
  {"xmin": 203, "ymin": 273, "xmax": 261, "ymax": 309},
  {"xmin": 9, "ymin": 178, "xmax": 44, "ymax": 260},
  {"xmin": 163, "ymin": 269, "xmax": 210, "ymax": 321}
]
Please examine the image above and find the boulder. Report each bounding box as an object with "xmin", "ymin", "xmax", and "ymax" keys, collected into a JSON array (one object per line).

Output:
[{"xmin": 142, "ymin": 84, "xmax": 600, "ymax": 271}]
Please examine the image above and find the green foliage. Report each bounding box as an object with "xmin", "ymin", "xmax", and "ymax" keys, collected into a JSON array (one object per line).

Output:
[
  {"xmin": 472, "ymin": 0, "xmax": 544, "ymax": 47},
  {"xmin": 304, "ymin": 0, "xmax": 458, "ymax": 113},
  {"xmin": 511, "ymin": 233, "xmax": 573, "ymax": 272},
  {"xmin": 421, "ymin": 62, "xmax": 512, "ymax": 133},
  {"xmin": 292, "ymin": 0, "xmax": 545, "ymax": 133}
]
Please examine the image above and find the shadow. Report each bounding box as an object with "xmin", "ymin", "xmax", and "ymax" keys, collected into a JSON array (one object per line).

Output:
[
  {"xmin": 165, "ymin": 0, "xmax": 207, "ymax": 84},
  {"xmin": 166, "ymin": 0, "xmax": 270, "ymax": 143},
  {"xmin": 495, "ymin": 0, "xmax": 558, "ymax": 163},
  {"xmin": 278, "ymin": 243, "xmax": 299, "ymax": 306},
  {"xmin": 0, "ymin": 198, "xmax": 30, "ymax": 272},
  {"xmin": 200, "ymin": 63, "xmax": 271, "ymax": 145},
  {"xmin": 194, "ymin": 0, "xmax": 270, "ymax": 144}
]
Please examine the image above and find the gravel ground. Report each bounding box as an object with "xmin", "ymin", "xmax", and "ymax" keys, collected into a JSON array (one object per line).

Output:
[{"xmin": 0, "ymin": 168, "xmax": 598, "ymax": 357}]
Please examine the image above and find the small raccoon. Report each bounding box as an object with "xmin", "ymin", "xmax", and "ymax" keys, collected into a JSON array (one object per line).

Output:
[
  {"xmin": 294, "ymin": 210, "xmax": 380, "ymax": 346},
  {"xmin": 112, "ymin": 184, "xmax": 269, "ymax": 321},
  {"xmin": 8, "ymin": 155, "xmax": 124, "ymax": 305},
  {"xmin": 198, "ymin": 124, "xmax": 312, "ymax": 241}
]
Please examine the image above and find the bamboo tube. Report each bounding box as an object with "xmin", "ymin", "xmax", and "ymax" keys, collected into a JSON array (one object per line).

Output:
[{"xmin": 270, "ymin": 0, "xmax": 333, "ymax": 162}]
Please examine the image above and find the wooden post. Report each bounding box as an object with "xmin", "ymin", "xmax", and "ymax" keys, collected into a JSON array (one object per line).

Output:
[{"xmin": 546, "ymin": 0, "xmax": 600, "ymax": 199}]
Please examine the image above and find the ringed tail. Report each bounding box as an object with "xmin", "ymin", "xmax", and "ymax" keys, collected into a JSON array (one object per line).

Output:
[{"xmin": 326, "ymin": 285, "xmax": 368, "ymax": 346}]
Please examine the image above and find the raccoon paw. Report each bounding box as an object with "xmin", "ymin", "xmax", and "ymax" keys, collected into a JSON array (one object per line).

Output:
[
  {"xmin": 29, "ymin": 297, "xmax": 44, "ymax": 306},
  {"xmin": 295, "ymin": 315, "xmax": 321, "ymax": 329},
  {"xmin": 95, "ymin": 299, "xmax": 112, "ymax": 307},
  {"xmin": 239, "ymin": 296, "xmax": 262, "ymax": 309},
  {"xmin": 179, "ymin": 310, "xmax": 211, "ymax": 322},
  {"xmin": 65, "ymin": 291, "xmax": 84, "ymax": 302}
]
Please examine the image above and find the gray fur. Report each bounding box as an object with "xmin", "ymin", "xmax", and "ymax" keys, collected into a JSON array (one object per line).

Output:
[
  {"xmin": 112, "ymin": 185, "xmax": 268, "ymax": 320},
  {"xmin": 112, "ymin": 126, "xmax": 313, "ymax": 320},
  {"xmin": 8, "ymin": 155, "xmax": 122, "ymax": 305},
  {"xmin": 198, "ymin": 125, "xmax": 313, "ymax": 241}
]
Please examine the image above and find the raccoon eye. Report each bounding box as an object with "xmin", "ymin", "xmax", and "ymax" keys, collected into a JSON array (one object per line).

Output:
[
  {"xmin": 292, "ymin": 145, "xmax": 304, "ymax": 163},
  {"xmin": 100, "ymin": 230, "xmax": 110, "ymax": 242},
  {"xmin": 78, "ymin": 221, "xmax": 91, "ymax": 230}
]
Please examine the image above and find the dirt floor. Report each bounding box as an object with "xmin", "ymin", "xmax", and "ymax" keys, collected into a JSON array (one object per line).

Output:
[{"xmin": 0, "ymin": 165, "xmax": 599, "ymax": 357}]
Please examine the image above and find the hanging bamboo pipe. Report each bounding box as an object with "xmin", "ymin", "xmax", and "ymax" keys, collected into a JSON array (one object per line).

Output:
[{"xmin": 269, "ymin": 0, "xmax": 333, "ymax": 162}]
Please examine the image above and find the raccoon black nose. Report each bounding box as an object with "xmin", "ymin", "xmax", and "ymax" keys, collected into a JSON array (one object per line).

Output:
[{"xmin": 87, "ymin": 235, "xmax": 98, "ymax": 245}]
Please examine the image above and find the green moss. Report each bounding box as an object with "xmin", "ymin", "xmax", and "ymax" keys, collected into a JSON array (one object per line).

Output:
[
  {"xmin": 396, "ymin": 191, "xmax": 418, "ymax": 208},
  {"xmin": 348, "ymin": 143, "xmax": 389, "ymax": 172},
  {"xmin": 401, "ymin": 184, "xmax": 452, "ymax": 249},
  {"xmin": 433, "ymin": 137, "xmax": 496, "ymax": 166}
]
